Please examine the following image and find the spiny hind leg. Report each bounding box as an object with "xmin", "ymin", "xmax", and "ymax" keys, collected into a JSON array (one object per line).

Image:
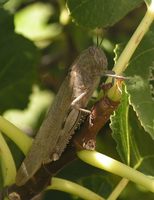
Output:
[
  {"xmin": 71, "ymin": 91, "xmax": 91, "ymax": 114},
  {"xmin": 71, "ymin": 91, "xmax": 94, "ymax": 125}
]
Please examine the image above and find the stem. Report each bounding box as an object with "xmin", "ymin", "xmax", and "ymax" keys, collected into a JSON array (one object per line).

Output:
[
  {"xmin": 0, "ymin": 116, "xmax": 32, "ymax": 155},
  {"xmin": 107, "ymin": 178, "xmax": 129, "ymax": 200},
  {"xmin": 47, "ymin": 177, "xmax": 105, "ymax": 200},
  {"xmin": 107, "ymin": 1, "xmax": 154, "ymax": 101},
  {"xmin": 0, "ymin": 132, "xmax": 16, "ymax": 186},
  {"xmin": 78, "ymin": 150, "xmax": 154, "ymax": 193}
]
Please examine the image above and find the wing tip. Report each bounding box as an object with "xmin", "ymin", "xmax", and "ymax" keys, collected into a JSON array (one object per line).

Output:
[{"xmin": 16, "ymin": 162, "xmax": 31, "ymax": 186}]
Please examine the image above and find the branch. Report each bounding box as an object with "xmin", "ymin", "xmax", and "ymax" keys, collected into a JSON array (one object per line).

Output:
[{"xmin": 2, "ymin": 95, "xmax": 119, "ymax": 200}]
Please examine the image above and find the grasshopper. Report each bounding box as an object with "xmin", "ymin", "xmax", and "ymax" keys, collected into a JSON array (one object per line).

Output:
[{"xmin": 16, "ymin": 46, "xmax": 108, "ymax": 186}]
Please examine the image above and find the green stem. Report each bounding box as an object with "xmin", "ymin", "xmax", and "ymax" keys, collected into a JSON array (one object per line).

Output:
[
  {"xmin": 0, "ymin": 132, "xmax": 16, "ymax": 186},
  {"xmin": 78, "ymin": 150, "xmax": 154, "ymax": 193},
  {"xmin": 47, "ymin": 177, "xmax": 105, "ymax": 200},
  {"xmin": 107, "ymin": 178, "xmax": 129, "ymax": 200},
  {"xmin": 107, "ymin": 1, "xmax": 154, "ymax": 101},
  {"xmin": 0, "ymin": 116, "xmax": 32, "ymax": 155}
]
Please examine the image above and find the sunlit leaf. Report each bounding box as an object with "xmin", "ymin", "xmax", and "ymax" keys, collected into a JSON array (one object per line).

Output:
[
  {"xmin": 0, "ymin": 132, "xmax": 16, "ymax": 187},
  {"xmin": 14, "ymin": 2, "xmax": 62, "ymax": 44},
  {"xmin": 125, "ymin": 31, "xmax": 154, "ymax": 139}
]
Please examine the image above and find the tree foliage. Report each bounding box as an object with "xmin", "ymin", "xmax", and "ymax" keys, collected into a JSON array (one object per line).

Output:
[{"xmin": 0, "ymin": 0, "xmax": 154, "ymax": 200}]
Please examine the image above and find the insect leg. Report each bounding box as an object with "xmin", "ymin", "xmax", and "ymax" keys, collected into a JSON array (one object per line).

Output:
[
  {"xmin": 104, "ymin": 70, "xmax": 129, "ymax": 80},
  {"xmin": 71, "ymin": 92, "xmax": 91, "ymax": 114}
]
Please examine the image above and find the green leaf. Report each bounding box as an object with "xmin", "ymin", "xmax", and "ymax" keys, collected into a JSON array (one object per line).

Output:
[
  {"xmin": 110, "ymin": 86, "xmax": 130, "ymax": 165},
  {"xmin": 0, "ymin": 8, "xmax": 40, "ymax": 113},
  {"xmin": 110, "ymin": 86, "xmax": 154, "ymax": 176},
  {"xmin": 67, "ymin": 0, "xmax": 143, "ymax": 28},
  {"xmin": 125, "ymin": 31, "xmax": 154, "ymax": 139},
  {"xmin": 0, "ymin": 0, "xmax": 9, "ymax": 5},
  {"xmin": 0, "ymin": 8, "xmax": 14, "ymax": 32},
  {"xmin": 14, "ymin": 2, "xmax": 61, "ymax": 42}
]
